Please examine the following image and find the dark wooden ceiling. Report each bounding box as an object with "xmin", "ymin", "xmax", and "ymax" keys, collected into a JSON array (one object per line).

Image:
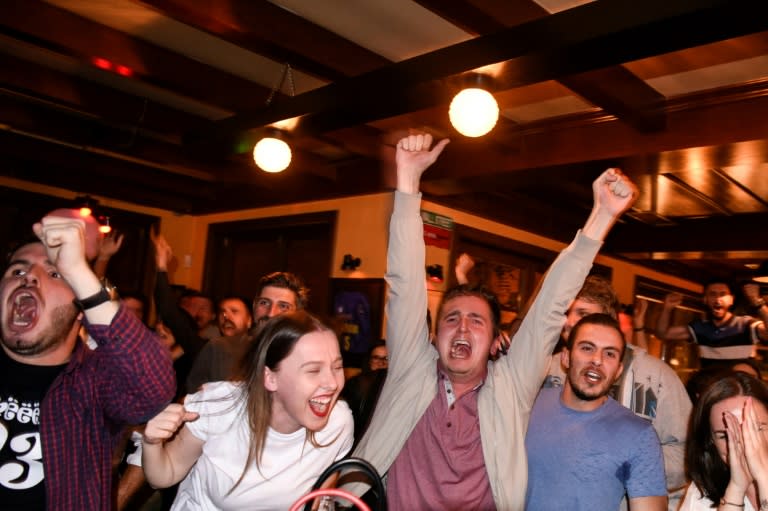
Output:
[{"xmin": 2, "ymin": 0, "xmax": 768, "ymax": 284}]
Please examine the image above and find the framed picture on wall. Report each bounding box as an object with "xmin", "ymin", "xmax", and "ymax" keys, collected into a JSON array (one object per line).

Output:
[
  {"xmin": 329, "ymin": 278, "xmax": 387, "ymax": 368},
  {"xmin": 451, "ymin": 223, "xmax": 554, "ymax": 332},
  {"xmin": 477, "ymin": 260, "xmax": 525, "ymax": 328}
]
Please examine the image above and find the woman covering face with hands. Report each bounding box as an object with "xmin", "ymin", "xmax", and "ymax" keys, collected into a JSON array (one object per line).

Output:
[
  {"xmin": 141, "ymin": 311, "xmax": 353, "ymax": 511},
  {"xmin": 682, "ymin": 372, "xmax": 768, "ymax": 511}
]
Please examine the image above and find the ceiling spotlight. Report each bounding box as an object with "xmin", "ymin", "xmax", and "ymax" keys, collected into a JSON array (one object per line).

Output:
[
  {"xmin": 74, "ymin": 195, "xmax": 97, "ymax": 217},
  {"xmin": 449, "ymin": 74, "xmax": 499, "ymax": 137},
  {"xmin": 253, "ymin": 130, "xmax": 292, "ymax": 173},
  {"xmin": 754, "ymin": 261, "xmax": 768, "ymax": 283}
]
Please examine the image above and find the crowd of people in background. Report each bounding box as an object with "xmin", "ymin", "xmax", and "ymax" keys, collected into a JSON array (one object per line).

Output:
[{"xmin": 3, "ymin": 132, "xmax": 768, "ymax": 511}]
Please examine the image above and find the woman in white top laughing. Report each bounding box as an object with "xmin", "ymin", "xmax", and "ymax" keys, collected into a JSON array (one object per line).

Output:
[{"xmin": 142, "ymin": 311, "xmax": 353, "ymax": 510}]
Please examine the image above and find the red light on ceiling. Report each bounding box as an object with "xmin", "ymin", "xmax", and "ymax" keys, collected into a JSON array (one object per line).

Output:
[
  {"xmin": 92, "ymin": 56, "xmax": 112, "ymax": 71},
  {"xmin": 91, "ymin": 57, "xmax": 135, "ymax": 77},
  {"xmin": 115, "ymin": 64, "xmax": 133, "ymax": 77}
]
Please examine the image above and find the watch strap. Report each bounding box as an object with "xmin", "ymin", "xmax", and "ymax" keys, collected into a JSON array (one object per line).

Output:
[{"xmin": 77, "ymin": 287, "xmax": 112, "ymax": 310}]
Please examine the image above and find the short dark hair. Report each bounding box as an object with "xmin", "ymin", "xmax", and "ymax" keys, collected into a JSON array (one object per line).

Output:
[
  {"xmin": 437, "ymin": 284, "xmax": 501, "ymax": 338},
  {"xmin": 179, "ymin": 289, "xmax": 213, "ymax": 305},
  {"xmin": 566, "ymin": 312, "xmax": 626, "ymax": 358},
  {"xmin": 574, "ymin": 275, "xmax": 619, "ymax": 319},
  {"xmin": 5, "ymin": 236, "xmax": 42, "ymax": 266},
  {"xmin": 218, "ymin": 295, "xmax": 253, "ymax": 319},
  {"xmin": 702, "ymin": 278, "xmax": 733, "ymax": 295},
  {"xmin": 256, "ymin": 272, "xmax": 309, "ymax": 309},
  {"xmin": 686, "ymin": 372, "xmax": 768, "ymax": 503}
]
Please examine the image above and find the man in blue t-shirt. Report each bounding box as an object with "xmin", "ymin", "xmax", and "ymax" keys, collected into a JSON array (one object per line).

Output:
[{"xmin": 526, "ymin": 313, "xmax": 667, "ymax": 511}]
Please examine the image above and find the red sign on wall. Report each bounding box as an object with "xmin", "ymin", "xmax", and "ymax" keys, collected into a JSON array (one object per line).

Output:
[{"xmin": 421, "ymin": 210, "xmax": 453, "ymax": 249}]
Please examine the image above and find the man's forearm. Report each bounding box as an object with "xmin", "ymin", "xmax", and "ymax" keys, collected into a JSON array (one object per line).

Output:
[
  {"xmin": 384, "ymin": 191, "xmax": 431, "ymax": 370},
  {"xmin": 88, "ymin": 308, "xmax": 175, "ymax": 423},
  {"xmin": 116, "ymin": 465, "xmax": 147, "ymax": 511},
  {"xmin": 655, "ymin": 308, "xmax": 673, "ymax": 340}
]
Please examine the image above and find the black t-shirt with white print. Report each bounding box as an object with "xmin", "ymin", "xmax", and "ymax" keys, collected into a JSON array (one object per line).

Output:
[{"xmin": 0, "ymin": 348, "xmax": 65, "ymax": 510}]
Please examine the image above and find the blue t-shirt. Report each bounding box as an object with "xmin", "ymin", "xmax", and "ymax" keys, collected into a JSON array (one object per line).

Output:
[{"xmin": 525, "ymin": 387, "xmax": 667, "ymax": 511}]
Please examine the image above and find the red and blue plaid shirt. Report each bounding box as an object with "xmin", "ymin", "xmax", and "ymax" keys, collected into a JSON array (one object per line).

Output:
[{"xmin": 41, "ymin": 305, "xmax": 175, "ymax": 510}]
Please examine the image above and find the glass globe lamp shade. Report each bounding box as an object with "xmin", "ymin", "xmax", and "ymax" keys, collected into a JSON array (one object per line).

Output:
[
  {"xmin": 253, "ymin": 136, "xmax": 292, "ymax": 173},
  {"xmin": 449, "ymin": 87, "xmax": 499, "ymax": 137},
  {"xmin": 754, "ymin": 260, "xmax": 768, "ymax": 283}
]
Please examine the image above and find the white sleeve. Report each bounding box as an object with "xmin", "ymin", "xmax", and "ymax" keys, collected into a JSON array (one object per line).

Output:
[
  {"xmin": 183, "ymin": 381, "xmax": 242, "ymax": 442},
  {"xmin": 125, "ymin": 430, "xmax": 144, "ymax": 467}
]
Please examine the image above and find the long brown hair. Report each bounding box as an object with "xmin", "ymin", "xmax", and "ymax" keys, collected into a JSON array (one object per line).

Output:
[
  {"xmin": 686, "ymin": 371, "xmax": 768, "ymax": 503},
  {"xmin": 230, "ymin": 310, "xmax": 334, "ymax": 492}
]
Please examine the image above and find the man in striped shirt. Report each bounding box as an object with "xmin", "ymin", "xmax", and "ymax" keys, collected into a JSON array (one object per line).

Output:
[{"xmin": 656, "ymin": 280, "xmax": 768, "ymax": 367}]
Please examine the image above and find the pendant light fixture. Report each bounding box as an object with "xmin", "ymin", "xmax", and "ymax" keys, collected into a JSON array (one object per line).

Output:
[
  {"xmin": 253, "ymin": 64, "xmax": 295, "ymax": 173},
  {"xmin": 449, "ymin": 73, "xmax": 499, "ymax": 138},
  {"xmin": 253, "ymin": 130, "xmax": 291, "ymax": 173}
]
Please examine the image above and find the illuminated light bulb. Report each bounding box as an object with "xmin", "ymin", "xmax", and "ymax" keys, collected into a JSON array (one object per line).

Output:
[
  {"xmin": 79, "ymin": 207, "xmax": 92, "ymax": 217},
  {"xmin": 253, "ymin": 137, "xmax": 292, "ymax": 173},
  {"xmin": 98, "ymin": 216, "xmax": 111, "ymax": 234},
  {"xmin": 449, "ymin": 87, "xmax": 499, "ymax": 137}
]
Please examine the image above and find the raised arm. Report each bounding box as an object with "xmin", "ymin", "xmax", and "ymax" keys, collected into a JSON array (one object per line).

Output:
[
  {"xmin": 505, "ymin": 168, "xmax": 638, "ymax": 402},
  {"xmin": 455, "ymin": 253, "xmax": 474, "ymax": 285},
  {"xmin": 384, "ymin": 133, "xmax": 449, "ymax": 372},
  {"xmin": 743, "ymin": 283, "xmax": 768, "ymax": 342},
  {"xmin": 632, "ymin": 299, "xmax": 650, "ymax": 350},
  {"xmin": 34, "ymin": 215, "xmax": 175, "ymax": 422},
  {"xmin": 582, "ymin": 168, "xmax": 638, "ymax": 242},
  {"xmin": 151, "ymin": 229, "xmax": 206, "ymax": 361},
  {"xmin": 33, "ymin": 215, "xmax": 119, "ymax": 325},
  {"xmin": 394, "ymin": 133, "xmax": 450, "ymax": 195},
  {"xmin": 93, "ymin": 231, "xmax": 124, "ymax": 280},
  {"xmin": 655, "ymin": 293, "xmax": 692, "ymax": 342}
]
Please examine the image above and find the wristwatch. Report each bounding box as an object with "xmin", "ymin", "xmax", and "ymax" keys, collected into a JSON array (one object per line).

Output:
[{"xmin": 77, "ymin": 285, "xmax": 114, "ymax": 310}]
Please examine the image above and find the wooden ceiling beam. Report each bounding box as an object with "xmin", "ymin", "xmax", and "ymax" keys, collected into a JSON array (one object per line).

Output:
[
  {"xmin": 139, "ymin": 0, "xmax": 390, "ymax": 80},
  {"xmin": 607, "ymin": 212, "xmax": 768, "ymax": 254},
  {"xmin": 419, "ymin": 0, "xmax": 667, "ymax": 132},
  {"xmin": 0, "ymin": 90, "xmax": 361, "ymax": 208},
  {"xmin": 0, "ymin": 0, "xmax": 272, "ymax": 112},
  {"xmin": 0, "ymin": 133, "xmax": 205, "ymax": 213},
  {"xmin": 422, "ymin": 80, "xmax": 768, "ymax": 182},
  {"xmin": 0, "ymin": 52, "xmax": 208, "ymax": 138},
  {"xmin": 214, "ymin": 0, "xmax": 767, "ymax": 136}
]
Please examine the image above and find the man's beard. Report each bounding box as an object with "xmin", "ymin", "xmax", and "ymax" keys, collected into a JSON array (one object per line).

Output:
[
  {"xmin": 568, "ymin": 376, "xmax": 608, "ymax": 402},
  {"xmin": 2, "ymin": 302, "xmax": 79, "ymax": 357}
]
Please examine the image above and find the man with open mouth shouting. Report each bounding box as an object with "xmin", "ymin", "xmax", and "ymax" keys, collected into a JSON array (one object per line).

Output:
[
  {"xmin": 656, "ymin": 280, "xmax": 768, "ymax": 368},
  {"xmin": 350, "ymin": 132, "xmax": 638, "ymax": 511},
  {"xmin": 525, "ymin": 313, "xmax": 667, "ymax": 511},
  {"xmin": 0, "ymin": 212, "xmax": 175, "ymax": 510}
]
